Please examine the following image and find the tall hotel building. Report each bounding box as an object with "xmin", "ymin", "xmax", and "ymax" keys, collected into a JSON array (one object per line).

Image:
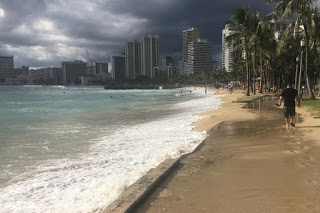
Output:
[
  {"xmin": 141, "ymin": 35, "xmax": 160, "ymax": 78},
  {"xmin": 179, "ymin": 28, "xmax": 199, "ymax": 75},
  {"xmin": 125, "ymin": 35, "xmax": 159, "ymax": 79},
  {"xmin": 0, "ymin": 56, "xmax": 14, "ymax": 81},
  {"xmin": 222, "ymin": 24, "xmax": 236, "ymax": 72},
  {"xmin": 183, "ymin": 28, "xmax": 199, "ymax": 61},
  {"xmin": 125, "ymin": 40, "xmax": 141, "ymax": 79},
  {"xmin": 188, "ymin": 38, "xmax": 213, "ymax": 74},
  {"xmin": 61, "ymin": 60, "xmax": 87, "ymax": 85},
  {"xmin": 112, "ymin": 56, "xmax": 125, "ymax": 80}
]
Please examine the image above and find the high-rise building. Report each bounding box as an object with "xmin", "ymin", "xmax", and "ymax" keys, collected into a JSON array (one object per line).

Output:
[
  {"xmin": 29, "ymin": 67, "xmax": 62, "ymax": 84},
  {"xmin": 183, "ymin": 28, "xmax": 199, "ymax": 61},
  {"xmin": 125, "ymin": 35, "xmax": 160, "ymax": 79},
  {"xmin": 95, "ymin": 62, "xmax": 108, "ymax": 75},
  {"xmin": 21, "ymin": 66, "xmax": 29, "ymax": 75},
  {"xmin": 188, "ymin": 38, "xmax": 213, "ymax": 74},
  {"xmin": 222, "ymin": 24, "xmax": 236, "ymax": 72},
  {"xmin": 178, "ymin": 60, "xmax": 188, "ymax": 75},
  {"xmin": 0, "ymin": 56, "xmax": 14, "ymax": 81},
  {"xmin": 269, "ymin": 19, "xmax": 291, "ymax": 41},
  {"xmin": 162, "ymin": 56, "xmax": 174, "ymax": 66},
  {"xmin": 61, "ymin": 60, "xmax": 87, "ymax": 85},
  {"xmin": 212, "ymin": 61, "xmax": 218, "ymax": 70},
  {"xmin": 112, "ymin": 56, "xmax": 125, "ymax": 80},
  {"xmin": 167, "ymin": 64, "xmax": 178, "ymax": 77},
  {"xmin": 125, "ymin": 40, "xmax": 141, "ymax": 79},
  {"xmin": 141, "ymin": 35, "xmax": 160, "ymax": 78},
  {"xmin": 15, "ymin": 66, "xmax": 29, "ymax": 76}
]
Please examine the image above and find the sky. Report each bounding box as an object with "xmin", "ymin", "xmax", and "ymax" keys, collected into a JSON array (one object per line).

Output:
[{"xmin": 0, "ymin": 0, "xmax": 275, "ymax": 69}]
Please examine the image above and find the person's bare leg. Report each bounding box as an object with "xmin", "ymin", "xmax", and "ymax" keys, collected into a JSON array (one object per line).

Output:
[
  {"xmin": 290, "ymin": 116, "xmax": 295, "ymax": 126},
  {"xmin": 285, "ymin": 118, "xmax": 289, "ymax": 128}
]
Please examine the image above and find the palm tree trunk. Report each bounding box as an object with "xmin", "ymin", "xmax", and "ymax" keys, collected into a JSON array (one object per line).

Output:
[
  {"xmin": 253, "ymin": 46, "xmax": 256, "ymax": 95},
  {"xmin": 303, "ymin": 23, "xmax": 315, "ymax": 99},
  {"xmin": 259, "ymin": 49, "xmax": 263, "ymax": 93},
  {"xmin": 298, "ymin": 50, "xmax": 303, "ymax": 98},
  {"xmin": 245, "ymin": 49, "xmax": 250, "ymax": 96},
  {"xmin": 295, "ymin": 59, "xmax": 299, "ymax": 89}
]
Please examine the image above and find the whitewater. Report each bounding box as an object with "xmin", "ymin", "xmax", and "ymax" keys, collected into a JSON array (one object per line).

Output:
[{"xmin": 0, "ymin": 86, "xmax": 222, "ymax": 213}]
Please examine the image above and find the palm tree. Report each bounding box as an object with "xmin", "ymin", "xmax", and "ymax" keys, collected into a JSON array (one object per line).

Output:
[
  {"xmin": 267, "ymin": 0, "xmax": 316, "ymax": 99},
  {"xmin": 254, "ymin": 21, "xmax": 277, "ymax": 93},
  {"xmin": 226, "ymin": 6, "xmax": 259, "ymax": 96},
  {"xmin": 308, "ymin": 8, "xmax": 320, "ymax": 96}
]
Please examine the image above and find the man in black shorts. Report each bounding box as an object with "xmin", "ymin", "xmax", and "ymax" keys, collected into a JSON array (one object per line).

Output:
[{"xmin": 277, "ymin": 83, "xmax": 300, "ymax": 128}]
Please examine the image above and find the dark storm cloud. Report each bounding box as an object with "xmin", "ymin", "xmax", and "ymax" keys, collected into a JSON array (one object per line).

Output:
[
  {"xmin": 0, "ymin": 0, "xmax": 274, "ymax": 68},
  {"xmin": 107, "ymin": 0, "xmax": 274, "ymax": 63}
]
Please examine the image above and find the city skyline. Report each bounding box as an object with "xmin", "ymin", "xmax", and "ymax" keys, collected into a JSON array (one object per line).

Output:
[{"xmin": 0, "ymin": 0, "xmax": 274, "ymax": 68}]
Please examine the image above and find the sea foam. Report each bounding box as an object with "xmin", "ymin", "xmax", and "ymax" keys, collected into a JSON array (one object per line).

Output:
[{"xmin": 0, "ymin": 90, "xmax": 222, "ymax": 213}]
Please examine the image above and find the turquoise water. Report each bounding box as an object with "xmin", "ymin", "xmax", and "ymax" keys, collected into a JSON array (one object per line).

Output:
[{"xmin": 0, "ymin": 85, "xmax": 222, "ymax": 212}]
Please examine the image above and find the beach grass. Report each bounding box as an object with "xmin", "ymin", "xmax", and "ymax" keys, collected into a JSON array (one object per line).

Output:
[{"xmin": 301, "ymin": 98, "xmax": 320, "ymax": 118}]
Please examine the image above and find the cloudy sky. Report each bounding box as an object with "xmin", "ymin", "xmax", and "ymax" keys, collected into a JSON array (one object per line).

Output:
[{"xmin": 0, "ymin": 0, "xmax": 274, "ymax": 69}]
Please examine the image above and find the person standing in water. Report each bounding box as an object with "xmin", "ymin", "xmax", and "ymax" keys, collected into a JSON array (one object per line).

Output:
[{"xmin": 277, "ymin": 83, "xmax": 300, "ymax": 128}]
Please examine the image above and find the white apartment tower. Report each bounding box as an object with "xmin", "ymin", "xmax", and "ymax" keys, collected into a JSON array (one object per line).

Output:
[
  {"xmin": 222, "ymin": 24, "xmax": 236, "ymax": 72},
  {"xmin": 183, "ymin": 28, "xmax": 199, "ymax": 61},
  {"xmin": 140, "ymin": 35, "xmax": 160, "ymax": 78},
  {"xmin": 125, "ymin": 40, "xmax": 141, "ymax": 79},
  {"xmin": 188, "ymin": 38, "xmax": 213, "ymax": 74}
]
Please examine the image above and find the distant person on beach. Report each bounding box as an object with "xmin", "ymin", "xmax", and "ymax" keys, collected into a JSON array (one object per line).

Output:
[
  {"xmin": 229, "ymin": 85, "xmax": 233, "ymax": 94},
  {"xmin": 277, "ymin": 83, "xmax": 300, "ymax": 128},
  {"xmin": 205, "ymin": 86, "xmax": 207, "ymax": 94}
]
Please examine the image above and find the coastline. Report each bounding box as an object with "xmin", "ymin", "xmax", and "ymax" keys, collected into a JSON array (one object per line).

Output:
[
  {"xmin": 104, "ymin": 88, "xmax": 320, "ymax": 212},
  {"xmin": 132, "ymin": 90, "xmax": 320, "ymax": 212},
  {"xmin": 103, "ymin": 88, "xmax": 254, "ymax": 212},
  {"xmin": 192, "ymin": 88, "xmax": 259, "ymax": 133}
]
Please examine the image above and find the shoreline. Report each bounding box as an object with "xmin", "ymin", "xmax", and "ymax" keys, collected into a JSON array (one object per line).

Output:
[
  {"xmin": 134, "ymin": 90, "xmax": 320, "ymax": 212},
  {"xmin": 104, "ymin": 88, "xmax": 320, "ymax": 212},
  {"xmin": 103, "ymin": 88, "xmax": 255, "ymax": 212}
]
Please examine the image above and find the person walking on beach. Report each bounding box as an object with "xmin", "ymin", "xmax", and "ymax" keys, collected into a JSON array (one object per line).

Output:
[{"xmin": 277, "ymin": 83, "xmax": 300, "ymax": 128}]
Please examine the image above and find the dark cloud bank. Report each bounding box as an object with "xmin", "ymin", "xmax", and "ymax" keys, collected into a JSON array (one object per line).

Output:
[{"xmin": 0, "ymin": 0, "xmax": 274, "ymax": 68}]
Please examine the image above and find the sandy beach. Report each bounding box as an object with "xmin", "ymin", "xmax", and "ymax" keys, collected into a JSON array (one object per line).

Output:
[{"xmin": 132, "ymin": 89, "xmax": 320, "ymax": 212}]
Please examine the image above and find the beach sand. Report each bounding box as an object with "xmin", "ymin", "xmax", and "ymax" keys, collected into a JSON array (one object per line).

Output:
[{"xmin": 133, "ymin": 89, "xmax": 320, "ymax": 212}]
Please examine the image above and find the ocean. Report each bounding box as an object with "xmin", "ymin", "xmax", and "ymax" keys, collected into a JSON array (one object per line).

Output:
[{"xmin": 0, "ymin": 85, "xmax": 222, "ymax": 213}]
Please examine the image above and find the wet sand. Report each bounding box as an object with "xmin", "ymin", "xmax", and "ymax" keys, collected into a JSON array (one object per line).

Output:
[{"xmin": 133, "ymin": 94, "xmax": 320, "ymax": 212}]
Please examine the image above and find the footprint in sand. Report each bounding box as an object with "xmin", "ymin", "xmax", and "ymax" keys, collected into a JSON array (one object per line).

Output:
[
  {"xmin": 307, "ymin": 180, "xmax": 318, "ymax": 186},
  {"xmin": 291, "ymin": 150, "xmax": 302, "ymax": 154},
  {"xmin": 298, "ymin": 162, "xmax": 311, "ymax": 168},
  {"xmin": 300, "ymin": 146, "xmax": 311, "ymax": 150},
  {"xmin": 304, "ymin": 156, "xmax": 313, "ymax": 161},
  {"xmin": 287, "ymin": 141, "xmax": 301, "ymax": 145}
]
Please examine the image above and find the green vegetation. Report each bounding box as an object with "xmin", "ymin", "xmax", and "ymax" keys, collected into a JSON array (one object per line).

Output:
[
  {"xmin": 223, "ymin": 0, "xmax": 320, "ymax": 98},
  {"xmin": 301, "ymin": 98, "xmax": 320, "ymax": 118}
]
